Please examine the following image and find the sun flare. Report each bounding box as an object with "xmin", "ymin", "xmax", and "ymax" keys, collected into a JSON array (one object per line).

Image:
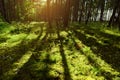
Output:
[
  {"xmin": 34, "ymin": 0, "xmax": 47, "ymax": 6},
  {"xmin": 42, "ymin": 0, "xmax": 47, "ymax": 2},
  {"xmin": 41, "ymin": 0, "xmax": 47, "ymax": 5}
]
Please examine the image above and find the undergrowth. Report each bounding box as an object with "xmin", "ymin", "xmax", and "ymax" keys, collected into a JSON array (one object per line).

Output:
[{"xmin": 0, "ymin": 21, "xmax": 120, "ymax": 80}]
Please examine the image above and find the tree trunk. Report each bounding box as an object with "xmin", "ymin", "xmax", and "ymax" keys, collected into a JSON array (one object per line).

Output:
[
  {"xmin": 47, "ymin": 0, "xmax": 52, "ymax": 29},
  {"xmin": 63, "ymin": 0, "xmax": 71, "ymax": 28},
  {"xmin": 0, "ymin": 0, "xmax": 9, "ymax": 22},
  {"xmin": 73, "ymin": 0, "xmax": 79, "ymax": 22},
  {"xmin": 100, "ymin": 0, "xmax": 105, "ymax": 22},
  {"xmin": 107, "ymin": 0, "xmax": 120, "ymax": 27},
  {"xmin": 79, "ymin": 0, "xmax": 85, "ymax": 22},
  {"xmin": 85, "ymin": 0, "xmax": 92, "ymax": 24}
]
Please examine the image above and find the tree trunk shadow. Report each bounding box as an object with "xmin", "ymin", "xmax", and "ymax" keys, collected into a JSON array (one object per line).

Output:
[
  {"xmin": 70, "ymin": 36, "xmax": 118, "ymax": 80},
  {"xmin": 57, "ymin": 29, "xmax": 72, "ymax": 80},
  {"xmin": 74, "ymin": 29, "xmax": 120, "ymax": 72}
]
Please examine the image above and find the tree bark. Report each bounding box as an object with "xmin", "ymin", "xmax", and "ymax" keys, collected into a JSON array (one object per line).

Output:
[
  {"xmin": 79, "ymin": 0, "xmax": 85, "ymax": 22},
  {"xmin": 107, "ymin": 0, "xmax": 120, "ymax": 27},
  {"xmin": 47, "ymin": 0, "xmax": 52, "ymax": 29},
  {"xmin": 73, "ymin": 0, "xmax": 79, "ymax": 22},
  {"xmin": 85, "ymin": 0, "xmax": 92, "ymax": 24},
  {"xmin": 63, "ymin": 0, "xmax": 71, "ymax": 28},
  {"xmin": 100, "ymin": 0, "xmax": 105, "ymax": 22},
  {"xmin": 0, "ymin": 0, "xmax": 9, "ymax": 22}
]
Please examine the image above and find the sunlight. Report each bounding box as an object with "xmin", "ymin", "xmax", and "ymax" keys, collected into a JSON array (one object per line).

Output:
[
  {"xmin": 42, "ymin": 0, "xmax": 47, "ymax": 2},
  {"xmin": 2, "ymin": 51, "xmax": 33, "ymax": 80},
  {"xmin": 34, "ymin": 0, "xmax": 47, "ymax": 6},
  {"xmin": 41, "ymin": 0, "xmax": 47, "ymax": 6}
]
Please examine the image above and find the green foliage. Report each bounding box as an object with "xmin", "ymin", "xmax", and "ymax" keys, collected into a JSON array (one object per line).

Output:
[
  {"xmin": 0, "ymin": 36, "xmax": 9, "ymax": 43},
  {"xmin": 0, "ymin": 22, "xmax": 120, "ymax": 80},
  {"xmin": 0, "ymin": 22, "xmax": 9, "ymax": 32},
  {"xmin": 0, "ymin": 14, "xmax": 3, "ymax": 22}
]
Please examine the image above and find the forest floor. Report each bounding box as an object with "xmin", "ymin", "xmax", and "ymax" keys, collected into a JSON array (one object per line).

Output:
[{"xmin": 0, "ymin": 22, "xmax": 120, "ymax": 80}]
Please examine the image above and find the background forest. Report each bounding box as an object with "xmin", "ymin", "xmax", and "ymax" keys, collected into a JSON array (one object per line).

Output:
[{"xmin": 0, "ymin": 0, "xmax": 120, "ymax": 80}]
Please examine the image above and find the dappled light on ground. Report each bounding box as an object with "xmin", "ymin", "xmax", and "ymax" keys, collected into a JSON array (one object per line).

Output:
[{"xmin": 0, "ymin": 22, "xmax": 120, "ymax": 80}]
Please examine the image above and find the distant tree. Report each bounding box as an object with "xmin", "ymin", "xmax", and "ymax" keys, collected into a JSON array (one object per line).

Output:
[
  {"xmin": 0, "ymin": 0, "xmax": 9, "ymax": 22},
  {"xmin": 47, "ymin": 0, "xmax": 52, "ymax": 29},
  {"xmin": 99, "ymin": 0, "xmax": 105, "ymax": 22},
  {"xmin": 79, "ymin": 0, "xmax": 85, "ymax": 22},
  {"xmin": 73, "ymin": 0, "xmax": 80, "ymax": 22},
  {"xmin": 107, "ymin": 0, "xmax": 120, "ymax": 27},
  {"xmin": 85, "ymin": 0, "xmax": 92, "ymax": 24},
  {"xmin": 63, "ymin": 0, "xmax": 71, "ymax": 28}
]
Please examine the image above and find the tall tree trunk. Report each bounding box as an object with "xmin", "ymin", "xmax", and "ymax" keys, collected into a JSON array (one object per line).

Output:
[
  {"xmin": 79, "ymin": 0, "xmax": 85, "ymax": 22},
  {"xmin": 47, "ymin": 0, "xmax": 52, "ymax": 29},
  {"xmin": 73, "ymin": 0, "xmax": 79, "ymax": 22},
  {"xmin": 0, "ymin": 0, "xmax": 9, "ymax": 22},
  {"xmin": 85, "ymin": 0, "xmax": 92, "ymax": 24},
  {"xmin": 107, "ymin": 0, "xmax": 120, "ymax": 27},
  {"xmin": 63, "ymin": 0, "xmax": 71, "ymax": 28},
  {"xmin": 115, "ymin": 9, "xmax": 120, "ymax": 24},
  {"xmin": 6, "ymin": 0, "xmax": 11, "ymax": 22},
  {"xmin": 116, "ymin": 9, "xmax": 120, "ymax": 30},
  {"xmin": 100, "ymin": 0, "xmax": 105, "ymax": 22},
  {"xmin": 11, "ymin": 0, "xmax": 16, "ymax": 21}
]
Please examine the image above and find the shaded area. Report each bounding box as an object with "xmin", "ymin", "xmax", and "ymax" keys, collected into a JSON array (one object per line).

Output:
[
  {"xmin": 0, "ymin": 23, "xmax": 45, "ymax": 80},
  {"xmin": 67, "ymin": 31, "xmax": 119, "ymax": 79},
  {"xmin": 72, "ymin": 37, "xmax": 119, "ymax": 80},
  {"xmin": 73, "ymin": 26, "xmax": 120, "ymax": 72},
  {"xmin": 13, "ymin": 36, "xmax": 60, "ymax": 80},
  {"xmin": 0, "ymin": 37, "xmax": 31, "ymax": 77},
  {"xmin": 0, "ymin": 22, "xmax": 120, "ymax": 80},
  {"xmin": 57, "ymin": 31, "xmax": 72, "ymax": 80}
]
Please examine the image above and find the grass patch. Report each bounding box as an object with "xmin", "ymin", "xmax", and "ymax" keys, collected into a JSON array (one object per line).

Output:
[{"xmin": 0, "ymin": 22, "xmax": 120, "ymax": 80}]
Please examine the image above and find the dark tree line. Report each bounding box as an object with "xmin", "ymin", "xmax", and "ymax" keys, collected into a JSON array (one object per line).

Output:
[{"xmin": 0, "ymin": 0, "xmax": 120, "ymax": 29}]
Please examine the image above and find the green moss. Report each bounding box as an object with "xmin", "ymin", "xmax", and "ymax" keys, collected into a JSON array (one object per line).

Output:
[
  {"xmin": 7, "ymin": 33, "xmax": 27, "ymax": 43},
  {"xmin": 103, "ymin": 30, "xmax": 120, "ymax": 36},
  {"xmin": 0, "ymin": 22, "xmax": 120, "ymax": 80}
]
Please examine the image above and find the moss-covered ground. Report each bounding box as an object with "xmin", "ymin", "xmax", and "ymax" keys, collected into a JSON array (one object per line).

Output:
[{"xmin": 0, "ymin": 22, "xmax": 120, "ymax": 80}]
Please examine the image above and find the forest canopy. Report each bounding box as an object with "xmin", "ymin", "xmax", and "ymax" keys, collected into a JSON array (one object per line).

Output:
[{"xmin": 0, "ymin": 0, "xmax": 120, "ymax": 28}]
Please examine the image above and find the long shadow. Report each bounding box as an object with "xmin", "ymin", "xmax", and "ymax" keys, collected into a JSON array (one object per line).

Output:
[
  {"xmin": 1, "ymin": 22, "xmax": 72, "ymax": 80},
  {"xmin": 0, "ymin": 25, "xmax": 44, "ymax": 79},
  {"xmin": 73, "ymin": 23, "xmax": 120, "ymax": 39},
  {"xmin": 13, "ymin": 53, "xmax": 56, "ymax": 80},
  {"xmin": 0, "ymin": 24, "xmax": 35, "ymax": 75},
  {"xmin": 70, "ymin": 36, "xmax": 118, "ymax": 80},
  {"xmin": 65, "ymin": 30, "xmax": 120, "ymax": 79},
  {"xmin": 0, "ymin": 25, "xmax": 32, "ymax": 75},
  {"xmin": 57, "ymin": 30, "xmax": 72, "ymax": 80},
  {"xmin": 74, "ymin": 30, "xmax": 120, "ymax": 72},
  {"xmin": 77, "ymin": 26, "xmax": 120, "ymax": 46},
  {"xmin": 10, "ymin": 24, "xmax": 57, "ymax": 80},
  {"xmin": 0, "ymin": 36, "xmax": 31, "ymax": 77},
  {"xmin": 12, "ymin": 36, "xmax": 58, "ymax": 80}
]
